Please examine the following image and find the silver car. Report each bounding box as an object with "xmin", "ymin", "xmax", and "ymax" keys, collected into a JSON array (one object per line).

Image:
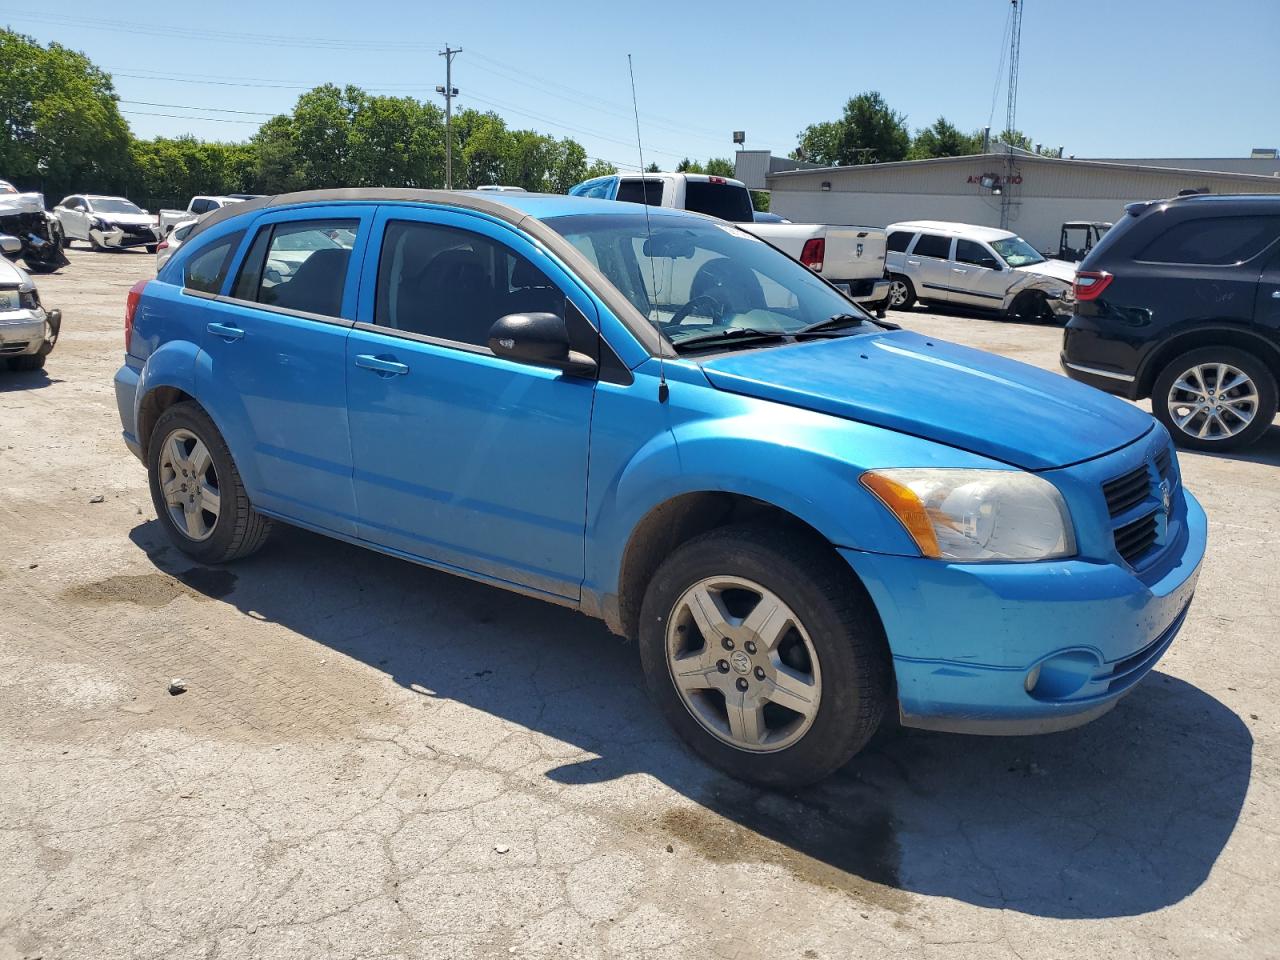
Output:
[
  {"xmin": 885, "ymin": 220, "xmax": 1077, "ymax": 322},
  {"xmin": 0, "ymin": 255, "xmax": 61, "ymax": 371},
  {"xmin": 156, "ymin": 218, "xmax": 197, "ymax": 271}
]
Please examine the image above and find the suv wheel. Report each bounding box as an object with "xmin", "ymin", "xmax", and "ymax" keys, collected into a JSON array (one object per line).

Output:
[
  {"xmin": 148, "ymin": 402, "xmax": 272, "ymax": 563},
  {"xmin": 886, "ymin": 275, "xmax": 916, "ymax": 311},
  {"xmin": 1152, "ymin": 347, "xmax": 1278, "ymax": 451},
  {"xmin": 637, "ymin": 524, "xmax": 889, "ymax": 787},
  {"xmin": 1008, "ymin": 290, "xmax": 1055, "ymax": 323}
]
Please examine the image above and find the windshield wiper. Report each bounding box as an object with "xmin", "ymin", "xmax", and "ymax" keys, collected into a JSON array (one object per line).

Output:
[
  {"xmin": 797, "ymin": 312, "xmax": 898, "ymax": 335},
  {"xmin": 671, "ymin": 327, "xmax": 790, "ymax": 352}
]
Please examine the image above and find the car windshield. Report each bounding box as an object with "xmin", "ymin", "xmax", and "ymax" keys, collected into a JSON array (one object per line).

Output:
[
  {"xmin": 543, "ymin": 213, "xmax": 865, "ymax": 350},
  {"xmin": 990, "ymin": 235, "xmax": 1045, "ymax": 267},
  {"xmin": 91, "ymin": 198, "xmax": 144, "ymax": 215}
]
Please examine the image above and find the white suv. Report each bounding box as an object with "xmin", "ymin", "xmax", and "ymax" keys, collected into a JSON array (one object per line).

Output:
[{"xmin": 885, "ymin": 220, "xmax": 1077, "ymax": 322}]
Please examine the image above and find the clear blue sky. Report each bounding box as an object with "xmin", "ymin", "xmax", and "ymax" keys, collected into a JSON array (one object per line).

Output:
[{"xmin": 4, "ymin": 0, "xmax": 1277, "ymax": 169}]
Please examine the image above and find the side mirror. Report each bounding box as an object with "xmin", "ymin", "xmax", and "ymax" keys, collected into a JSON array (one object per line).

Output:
[
  {"xmin": 980, "ymin": 258, "xmax": 1001, "ymax": 270},
  {"xmin": 488, "ymin": 312, "xmax": 597, "ymax": 378}
]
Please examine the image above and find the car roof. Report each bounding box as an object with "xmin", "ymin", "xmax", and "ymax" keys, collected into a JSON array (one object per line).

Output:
[{"xmin": 888, "ymin": 220, "xmax": 1018, "ymax": 242}]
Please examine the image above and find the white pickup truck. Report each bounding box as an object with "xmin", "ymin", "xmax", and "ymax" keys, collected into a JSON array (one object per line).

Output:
[
  {"xmin": 568, "ymin": 172, "xmax": 890, "ymax": 313},
  {"xmin": 158, "ymin": 195, "xmax": 254, "ymax": 234}
]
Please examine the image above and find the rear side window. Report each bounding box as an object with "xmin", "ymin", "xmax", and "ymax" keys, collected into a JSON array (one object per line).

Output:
[
  {"xmin": 1138, "ymin": 215, "xmax": 1280, "ymax": 265},
  {"xmin": 183, "ymin": 231, "xmax": 244, "ymax": 294},
  {"xmin": 912, "ymin": 234, "xmax": 952, "ymax": 259},
  {"xmin": 244, "ymin": 219, "xmax": 358, "ymax": 317},
  {"xmin": 189, "ymin": 198, "xmax": 212, "ymax": 215},
  {"xmin": 886, "ymin": 231, "xmax": 913, "ymax": 253},
  {"xmin": 616, "ymin": 179, "xmax": 663, "ymax": 206},
  {"xmin": 683, "ymin": 182, "xmax": 753, "ymax": 223}
]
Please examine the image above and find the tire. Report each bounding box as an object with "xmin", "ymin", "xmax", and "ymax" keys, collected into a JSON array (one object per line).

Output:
[
  {"xmin": 637, "ymin": 524, "xmax": 890, "ymax": 787},
  {"xmin": 1007, "ymin": 290, "xmax": 1055, "ymax": 324},
  {"xmin": 145, "ymin": 244, "xmax": 158, "ymax": 255},
  {"xmin": 147, "ymin": 402, "xmax": 272, "ymax": 563},
  {"xmin": 1152, "ymin": 347, "xmax": 1278, "ymax": 452},
  {"xmin": 886, "ymin": 275, "xmax": 916, "ymax": 311},
  {"xmin": 10, "ymin": 352, "xmax": 46, "ymax": 371}
]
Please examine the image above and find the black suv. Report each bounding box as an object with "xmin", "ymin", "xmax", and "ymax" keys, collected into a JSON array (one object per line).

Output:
[{"xmin": 1062, "ymin": 194, "xmax": 1280, "ymax": 451}]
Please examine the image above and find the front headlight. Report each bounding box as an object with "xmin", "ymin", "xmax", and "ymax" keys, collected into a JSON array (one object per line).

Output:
[{"xmin": 861, "ymin": 468, "xmax": 1075, "ymax": 562}]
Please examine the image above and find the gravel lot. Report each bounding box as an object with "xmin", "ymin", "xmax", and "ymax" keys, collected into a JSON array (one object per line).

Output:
[{"xmin": 2, "ymin": 248, "xmax": 1277, "ymax": 960}]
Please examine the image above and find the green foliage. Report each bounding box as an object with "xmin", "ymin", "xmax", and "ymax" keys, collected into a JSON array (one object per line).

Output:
[
  {"xmin": 676, "ymin": 157, "xmax": 702, "ymax": 173},
  {"xmin": 794, "ymin": 91, "xmax": 910, "ymax": 166},
  {"xmin": 908, "ymin": 117, "xmax": 983, "ymax": 159},
  {"xmin": 703, "ymin": 157, "xmax": 734, "ymax": 177},
  {"xmin": 750, "ymin": 190, "xmax": 770, "ymax": 213},
  {"xmin": 583, "ymin": 159, "xmax": 618, "ymax": 179},
  {"xmin": 644, "ymin": 162, "xmax": 661, "ymax": 173}
]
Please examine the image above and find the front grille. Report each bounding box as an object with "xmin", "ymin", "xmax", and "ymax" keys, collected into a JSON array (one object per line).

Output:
[
  {"xmin": 0, "ymin": 341, "xmax": 30, "ymax": 354},
  {"xmin": 1114, "ymin": 510, "xmax": 1159, "ymax": 564},
  {"xmin": 1102, "ymin": 464, "xmax": 1149, "ymax": 517},
  {"xmin": 1154, "ymin": 446, "xmax": 1173, "ymax": 481}
]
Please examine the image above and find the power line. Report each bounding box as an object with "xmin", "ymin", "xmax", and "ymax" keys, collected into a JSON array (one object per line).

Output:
[
  {"xmin": 120, "ymin": 99, "xmax": 278, "ymax": 117},
  {"xmin": 120, "ymin": 109, "xmax": 260, "ymax": 125}
]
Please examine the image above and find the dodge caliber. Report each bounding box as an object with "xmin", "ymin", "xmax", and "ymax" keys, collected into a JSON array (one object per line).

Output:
[{"xmin": 114, "ymin": 190, "xmax": 1206, "ymax": 785}]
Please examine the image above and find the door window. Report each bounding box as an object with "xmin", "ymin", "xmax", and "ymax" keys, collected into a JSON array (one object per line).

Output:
[
  {"xmin": 615, "ymin": 178, "xmax": 664, "ymax": 206},
  {"xmin": 236, "ymin": 219, "xmax": 358, "ymax": 317},
  {"xmin": 190, "ymin": 198, "xmax": 213, "ymax": 215},
  {"xmin": 886, "ymin": 231, "xmax": 914, "ymax": 253},
  {"xmin": 912, "ymin": 233, "xmax": 952, "ymax": 259},
  {"xmin": 955, "ymin": 238, "xmax": 999, "ymax": 269},
  {"xmin": 571, "ymin": 178, "xmax": 615, "ymax": 200},
  {"xmin": 373, "ymin": 220, "xmax": 565, "ymax": 347},
  {"xmin": 1138, "ymin": 216, "xmax": 1280, "ymax": 265},
  {"xmin": 183, "ymin": 231, "xmax": 245, "ymax": 294}
]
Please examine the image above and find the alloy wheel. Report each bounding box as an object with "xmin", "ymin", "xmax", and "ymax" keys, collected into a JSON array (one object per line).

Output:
[
  {"xmin": 665, "ymin": 576, "xmax": 822, "ymax": 753},
  {"xmin": 157, "ymin": 427, "xmax": 221, "ymax": 541},
  {"xmin": 888, "ymin": 280, "xmax": 909, "ymax": 307},
  {"xmin": 1167, "ymin": 362, "xmax": 1258, "ymax": 442}
]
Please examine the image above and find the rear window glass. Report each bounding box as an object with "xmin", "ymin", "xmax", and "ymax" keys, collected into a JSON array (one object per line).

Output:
[
  {"xmin": 886, "ymin": 231, "xmax": 913, "ymax": 253},
  {"xmin": 683, "ymin": 181, "xmax": 753, "ymax": 223},
  {"xmin": 1138, "ymin": 215, "xmax": 1280, "ymax": 265},
  {"xmin": 912, "ymin": 234, "xmax": 951, "ymax": 259},
  {"xmin": 183, "ymin": 231, "xmax": 244, "ymax": 293},
  {"xmin": 615, "ymin": 179, "xmax": 663, "ymax": 206}
]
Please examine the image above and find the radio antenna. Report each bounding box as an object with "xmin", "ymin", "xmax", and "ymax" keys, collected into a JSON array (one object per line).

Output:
[{"xmin": 627, "ymin": 53, "xmax": 668, "ymax": 402}]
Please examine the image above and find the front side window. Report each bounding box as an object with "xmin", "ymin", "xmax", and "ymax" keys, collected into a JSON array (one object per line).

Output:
[
  {"xmin": 1138, "ymin": 215, "xmax": 1280, "ymax": 265},
  {"xmin": 615, "ymin": 179, "xmax": 664, "ymax": 206},
  {"xmin": 373, "ymin": 220, "xmax": 564, "ymax": 347},
  {"xmin": 545, "ymin": 213, "xmax": 872, "ymax": 351},
  {"xmin": 190, "ymin": 198, "xmax": 212, "ymax": 215},
  {"xmin": 183, "ymin": 231, "xmax": 244, "ymax": 294},
  {"xmin": 247, "ymin": 219, "xmax": 358, "ymax": 317},
  {"xmin": 570, "ymin": 177, "xmax": 615, "ymax": 200},
  {"xmin": 990, "ymin": 235, "xmax": 1046, "ymax": 267},
  {"xmin": 683, "ymin": 182, "xmax": 753, "ymax": 223},
  {"xmin": 912, "ymin": 233, "xmax": 952, "ymax": 259},
  {"xmin": 955, "ymin": 238, "xmax": 998, "ymax": 269}
]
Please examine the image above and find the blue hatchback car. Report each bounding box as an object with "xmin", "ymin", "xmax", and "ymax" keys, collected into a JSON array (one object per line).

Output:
[{"xmin": 115, "ymin": 189, "xmax": 1206, "ymax": 785}]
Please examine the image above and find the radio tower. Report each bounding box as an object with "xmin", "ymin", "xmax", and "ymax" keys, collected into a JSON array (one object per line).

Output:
[{"xmin": 1001, "ymin": 0, "xmax": 1023, "ymax": 229}]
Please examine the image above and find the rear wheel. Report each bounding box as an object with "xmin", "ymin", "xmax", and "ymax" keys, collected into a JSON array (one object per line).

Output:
[
  {"xmin": 1152, "ymin": 347, "xmax": 1277, "ymax": 451},
  {"xmin": 886, "ymin": 275, "xmax": 916, "ymax": 311},
  {"xmin": 147, "ymin": 402, "xmax": 272, "ymax": 563},
  {"xmin": 638, "ymin": 524, "xmax": 890, "ymax": 787}
]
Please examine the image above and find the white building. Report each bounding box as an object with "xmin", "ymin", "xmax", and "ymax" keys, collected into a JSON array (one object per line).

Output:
[{"xmin": 737, "ymin": 150, "xmax": 1280, "ymax": 251}]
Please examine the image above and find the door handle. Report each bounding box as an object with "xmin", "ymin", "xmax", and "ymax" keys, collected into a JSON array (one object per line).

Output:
[
  {"xmin": 355, "ymin": 354, "xmax": 409, "ymax": 376},
  {"xmin": 952, "ymin": 267, "xmax": 968, "ymax": 274},
  {"xmin": 1272, "ymin": 290, "xmax": 1280, "ymax": 299},
  {"xmin": 907, "ymin": 259, "xmax": 921, "ymax": 265},
  {"xmin": 206, "ymin": 322, "xmax": 244, "ymax": 341}
]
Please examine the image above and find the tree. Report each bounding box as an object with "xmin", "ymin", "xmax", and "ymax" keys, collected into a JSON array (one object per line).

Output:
[
  {"xmin": 704, "ymin": 157, "xmax": 734, "ymax": 177},
  {"xmin": 251, "ymin": 115, "xmax": 304, "ymax": 194},
  {"xmin": 676, "ymin": 157, "xmax": 703, "ymax": 173},
  {"xmin": 909, "ymin": 117, "xmax": 982, "ymax": 159},
  {"xmin": 644, "ymin": 162, "xmax": 660, "ymax": 173},
  {"xmin": 583, "ymin": 159, "xmax": 617, "ymax": 179},
  {"xmin": 750, "ymin": 190, "xmax": 770, "ymax": 212},
  {"xmin": 793, "ymin": 91, "xmax": 910, "ymax": 166}
]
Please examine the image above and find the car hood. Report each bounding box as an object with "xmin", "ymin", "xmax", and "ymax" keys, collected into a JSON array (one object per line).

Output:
[
  {"xmin": 697, "ymin": 330, "xmax": 1152, "ymax": 470},
  {"xmin": 1014, "ymin": 258, "xmax": 1076, "ymax": 285},
  {"xmin": 0, "ymin": 255, "xmax": 32, "ymax": 289}
]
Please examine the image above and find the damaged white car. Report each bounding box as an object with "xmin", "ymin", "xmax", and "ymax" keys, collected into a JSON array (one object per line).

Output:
[
  {"xmin": 0, "ymin": 255, "xmax": 61, "ymax": 371},
  {"xmin": 53, "ymin": 194, "xmax": 160, "ymax": 252},
  {"xmin": 0, "ymin": 180, "xmax": 69, "ymax": 273}
]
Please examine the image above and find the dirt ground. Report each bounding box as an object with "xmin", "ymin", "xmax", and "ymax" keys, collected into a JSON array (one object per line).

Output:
[{"xmin": 2, "ymin": 248, "xmax": 1278, "ymax": 960}]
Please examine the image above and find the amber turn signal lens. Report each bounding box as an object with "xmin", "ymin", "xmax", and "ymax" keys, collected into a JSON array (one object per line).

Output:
[{"xmin": 860, "ymin": 472, "xmax": 942, "ymax": 558}]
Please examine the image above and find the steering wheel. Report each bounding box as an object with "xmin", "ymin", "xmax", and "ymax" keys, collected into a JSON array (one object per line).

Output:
[{"xmin": 666, "ymin": 294, "xmax": 724, "ymax": 328}]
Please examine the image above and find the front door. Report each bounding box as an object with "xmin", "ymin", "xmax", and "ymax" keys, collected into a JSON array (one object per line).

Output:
[
  {"xmin": 951, "ymin": 238, "xmax": 1011, "ymax": 309},
  {"xmin": 195, "ymin": 206, "xmax": 373, "ymax": 536},
  {"xmin": 345, "ymin": 207, "xmax": 596, "ymax": 599}
]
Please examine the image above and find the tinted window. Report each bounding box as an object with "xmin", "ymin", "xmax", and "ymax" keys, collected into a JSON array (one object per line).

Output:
[
  {"xmin": 189, "ymin": 198, "xmax": 212, "ymax": 214},
  {"xmin": 1138, "ymin": 216, "xmax": 1280, "ymax": 265},
  {"xmin": 374, "ymin": 220, "xmax": 564, "ymax": 347},
  {"xmin": 683, "ymin": 182, "xmax": 753, "ymax": 223},
  {"xmin": 183, "ymin": 231, "xmax": 244, "ymax": 294},
  {"xmin": 955, "ymin": 239, "xmax": 997, "ymax": 268},
  {"xmin": 913, "ymin": 234, "xmax": 952, "ymax": 259},
  {"xmin": 173, "ymin": 222, "xmax": 195, "ymax": 241},
  {"xmin": 886, "ymin": 231, "xmax": 913, "ymax": 253},
  {"xmin": 616, "ymin": 179, "xmax": 663, "ymax": 206},
  {"xmin": 253, "ymin": 219, "xmax": 358, "ymax": 316},
  {"xmin": 570, "ymin": 178, "xmax": 615, "ymax": 199}
]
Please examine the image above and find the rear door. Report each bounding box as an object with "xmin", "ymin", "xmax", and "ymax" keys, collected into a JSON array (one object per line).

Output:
[
  {"xmin": 907, "ymin": 232, "xmax": 956, "ymax": 302},
  {"xmin": 1255, "ymin": 241, "xmax": 1280, "ymax": 338},
  {"xmin": 194, "ymin": 205, "xmax": 374, "ymax": 536},
  {"xmin": 344, "ymin": 206, "xmax": 596, "ymax": 599}
]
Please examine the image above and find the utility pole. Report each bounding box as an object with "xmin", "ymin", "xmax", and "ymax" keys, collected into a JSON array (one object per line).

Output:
[
  {"xmin": 1001, "ymin": 0, "xmax": 1022, "ymax": 229},
  {"xmin": 436, "ymin": 45, "xmax": 461, "ymax": 189}
]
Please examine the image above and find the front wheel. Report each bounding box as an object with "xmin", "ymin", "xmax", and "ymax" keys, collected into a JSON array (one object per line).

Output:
[
  {"xmin": 1152, "ymin": 347, "xmax": 1277, "ymax": 451},
  {"xmin": 148, "ymin": 402, "xmax": 272, "ymax": 563},
  {"xmin": 638, "ymin": 525, "xmax": 890, "ymax": 787},
  {"xmin": 1007, "ymin": 290, "xmax": 1056, "ymax": 323}
]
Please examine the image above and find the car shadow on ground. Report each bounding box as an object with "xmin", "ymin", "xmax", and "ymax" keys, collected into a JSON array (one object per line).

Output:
[
  {"xmin": 0, "ymin": 367, "xmax": 58, "ymax": 391},
  {"xmin": 128, "ymin": 520, "xmax": 1252, "ymax": 920},
  {"xmin": 900, "ymin": 302, "xmax": 1068, "ymax": 329},
  {"xmin": 1185, "ymin": 423, "xmax": 1280, "ymax": 467}
]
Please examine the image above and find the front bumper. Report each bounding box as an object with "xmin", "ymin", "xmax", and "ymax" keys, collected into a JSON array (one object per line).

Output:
[
  {"xmin": 841, "ymin": 488, "xmax": 1206, "ymax": 735},
  {"xmin": 0, "ymin": 310, "xmax": 55, "ymax": 357},
  {"xmin": 93, "ymin": 225, "xmax": 160, "ymax": 249}
]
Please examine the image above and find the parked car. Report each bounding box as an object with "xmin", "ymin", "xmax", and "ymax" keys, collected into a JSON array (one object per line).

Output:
[
  {"xmin": 155, "ymin": 219, "xmax": 196, "ymax": 271},
  {"xmin": 0, "ymin": 254, "xmax": 61, "ymax": 371},
  {"xmin": 752, "ymin": 211, "xmax": 790, "ymax": 224},
  {"xmin": 53, "ymin": 195, "xmax": 160, "ymax": 252},
  {"xmin": 0, "ymin": 181, "xmax": 69, "ymax": 273},
  {"xmin": 569, "ymin": 173, "xmax": 891, "ymax": 312},
  {"xmin": 115, "ymin": 189, "xmax": 1206, "ymax": 786},
  {"xmin": 475, "ymin": 185, "xmax": 527, "ymax": 193},
  {"xmin": 1063, "ymin": 194, "xmax": 1280, "ymax": 451},
  {"xmin": 1046, "ymin": 220, "xmax": 1111, "ymax": 262},
  {"xmin": 885, "ymin": 220, "xmax": 1077, "ymax": 321},
  {"xmin": 158, "ymin": 196, "xmax": 247, "ymax": 234}
]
